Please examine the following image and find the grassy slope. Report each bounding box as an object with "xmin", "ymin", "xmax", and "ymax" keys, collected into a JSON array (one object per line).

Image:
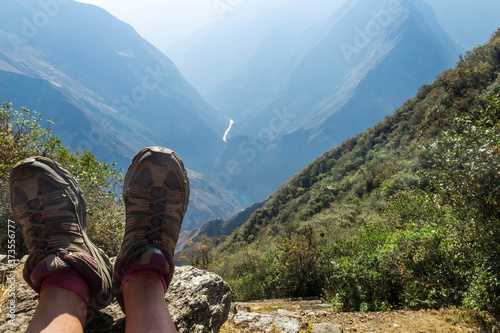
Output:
[{"xmin": 207, "ymin": 30, "xmax": 500, "ymax": 318}]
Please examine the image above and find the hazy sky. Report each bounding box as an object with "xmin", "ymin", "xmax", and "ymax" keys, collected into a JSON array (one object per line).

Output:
[
  {"xmin": 75, "ymin": 0, "xmax": 277, "ymax": 49},
  {"xmin": 76, "ymin": 0, "xmax": 500, "ymax": 56}
]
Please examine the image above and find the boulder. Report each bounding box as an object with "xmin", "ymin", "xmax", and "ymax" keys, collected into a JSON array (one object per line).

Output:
[
  {"xmin": 233, "ymin": 312, "xmax": 275, "ymax": 331},
  {"xmin": 274, "ymin": 316, "xmax": 301, "ymax": 333},
  {"xmin": 227, "ymin": 300, "xmax": 346, "ymax": 333},
  {"xmin": 165, "ymin": 266, "xmax": 232, "ymax": 333},
  {"xmin": 233, "ymin": 312, "xmax": 301, "ymax": 333},
  {"xmin": 0, "ymin": 266, "xmax": 231, "ymax": 333},
  {"xmin": 313, "ymin": 323, "xmax": 343, "ymax": 333}
]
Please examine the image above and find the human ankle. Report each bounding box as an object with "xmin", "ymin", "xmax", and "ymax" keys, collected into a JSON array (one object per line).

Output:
[
  {"xmin": 41, "ymin": 269, "xmax": 90, "ymax": 304},
  {"xmin": 122, "ymin": 269, "xmax": 167, "ymax": 294}
]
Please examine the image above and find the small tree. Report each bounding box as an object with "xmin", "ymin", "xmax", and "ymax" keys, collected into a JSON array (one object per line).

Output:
[{"xmin": 178, "ymin": 235, "xmax": 214, "ymax": 269}]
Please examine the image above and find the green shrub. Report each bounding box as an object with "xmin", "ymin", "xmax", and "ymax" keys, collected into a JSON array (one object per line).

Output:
[{"xmin": 0, "ymin": 103, "xmax": 124, "ymax": 257}]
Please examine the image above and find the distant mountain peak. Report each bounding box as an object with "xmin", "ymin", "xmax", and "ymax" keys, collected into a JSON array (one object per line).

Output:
[
  {"xmin": 187, "ymin": 0, "xmax": 464, "ymax": 201},
  {"xmin": 0, "ymin": 0, "xmax": 241, "ymax": 230}
]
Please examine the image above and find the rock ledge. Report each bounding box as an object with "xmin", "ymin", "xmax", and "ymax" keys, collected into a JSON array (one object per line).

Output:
[{"xmin": 0, "ymin": 265, "xmax": 232, "ymax": 333}]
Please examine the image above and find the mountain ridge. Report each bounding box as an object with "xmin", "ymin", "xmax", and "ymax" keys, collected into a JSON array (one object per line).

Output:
[
  {"xmin": 0, "ymin": 0, "xmax": 228, "ymax": 167},
  {"xmin": 0, "ymin": 0, "xmax": 241, "ymax": 230},
  {"xmin": 211, "ymin": 0, "xmax": 464, "ymax": 202},
  {"xmin": 203, "ymin": 29, "xmax": 500, "ymax": 314}
]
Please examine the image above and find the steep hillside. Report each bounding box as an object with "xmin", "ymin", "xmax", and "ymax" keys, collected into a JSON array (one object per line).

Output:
[
  {"xmin": 176, "ymin": 200, "xmax": 265, "ymax": 255},
  {"xmin": 0, "ymin": 0, "xmax": 228, "ymax": 170},
  {"xmin": 204, "ymin": 30, "xmax": 500, "ymax": 319},
  {"xmin": 213, "ymin": 0, "xmax": 464, "ymax": 202},
  {"xmin": 0, "ymin": 0, "xmax": 241, "ymax": 229},
  {"xmin": 185, "ymin": 170, "xmax": 243, "ymax": 231}
]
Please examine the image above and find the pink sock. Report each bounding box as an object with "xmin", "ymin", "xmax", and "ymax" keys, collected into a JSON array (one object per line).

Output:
[
  {"xmin": 121, "ymin": 267, "xmax": 167, "ymax": 294},
  {"xmin": 41, "ymin": 269, "xmax": 90, "ymax": 304}
]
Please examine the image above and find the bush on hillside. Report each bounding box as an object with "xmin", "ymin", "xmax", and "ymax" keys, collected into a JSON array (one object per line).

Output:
[{"xmin": 422, "ymin": 93, "xmax": 500, "ymax": 316}]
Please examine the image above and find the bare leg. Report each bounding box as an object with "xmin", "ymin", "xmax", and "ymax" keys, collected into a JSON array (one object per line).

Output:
[
  {"xmin": 123, "ymin": 274, "xmax": 177, "ymax": 333},
  {"xmin": 26, "ymin": 287, "xmax": 87, "ymax": 333}
]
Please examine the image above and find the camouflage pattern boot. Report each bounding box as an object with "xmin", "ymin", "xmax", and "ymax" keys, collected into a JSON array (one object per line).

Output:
[
  {"xmin": 113, "ymin": 147, "xmax": 189, "ymax": 311},
  {"xmin": 9, "ymin": 157, "xmax": 114, "ymax": 318}
]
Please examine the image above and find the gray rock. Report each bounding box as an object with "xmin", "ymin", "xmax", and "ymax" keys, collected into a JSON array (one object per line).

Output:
[
  {"xmin": 166, "ymin": 266, "xmax": 232, "ymax": 333},
  {"xmin": 233, "ymin": 312, "xmax": 301, "ymax": 333},
  {"xmin": 277, "ymin": 308, "xmax": 295, "ymax": 316},
  {"xmin": 233, "ymin": 312, "xmax": 275, "ymax": 331},
  {"xmin": 0, "ymin": 266, "xmax": 231, "ymax": 333},
  {"xmin": 0, "ymin": 273, "xmax": 38, "ymax": 333},
  {"xmin": 316, "ymin": 303, "xmax": 332, "ymax": 308},
  {"xmin": 313, "ymin": 323, "xmax": 343, "ymax": 333},
  {"xmin": 274, "ymin": 316, "xmax": 300, "ymax": 333}
]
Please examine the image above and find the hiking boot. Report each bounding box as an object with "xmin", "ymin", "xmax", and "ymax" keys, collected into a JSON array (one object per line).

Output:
[
  {"xmin": 9, "ymin": 157, "xmax": 113, "ymax": 315},
  {"xmin": 113, "ymin": 147, "xmax": 189, "ymax": 311}
]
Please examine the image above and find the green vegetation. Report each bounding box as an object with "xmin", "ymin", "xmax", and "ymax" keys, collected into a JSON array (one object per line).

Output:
[
  {"xmin": 0, "ymin": 102, "xmax": 124, "ymax": 256},
  {"xmin": 1, "ymin": 26, "xmax": 499, "ymax": 330},
  {"xmin": 194, "ymin": 29, "xmax": 500, "ymax": 324}
]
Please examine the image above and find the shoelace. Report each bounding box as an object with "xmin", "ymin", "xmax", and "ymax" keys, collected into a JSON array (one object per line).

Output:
[
  {"xmin": 128, "ymin": 185, "xmax": 171, "ymax": 238},
  {"xmin": 27, "ymin": 218, "xmax": 47, "ymax": 247},
  {"xmin": 24, "ymin": 195, "xmax": 71, "ymax": 251},
  {"xmin": 26, "ymin": 204, "xmax": 51, "ymax": 250},
  {"xmin": 25, "ymin": 199, "xmax": 75, "ymax": 269}
]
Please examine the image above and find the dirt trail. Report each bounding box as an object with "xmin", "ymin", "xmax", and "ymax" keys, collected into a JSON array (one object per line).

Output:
[{"xmin": 222, "ymin": 299, "xmax": 489, "ymax": 332}]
